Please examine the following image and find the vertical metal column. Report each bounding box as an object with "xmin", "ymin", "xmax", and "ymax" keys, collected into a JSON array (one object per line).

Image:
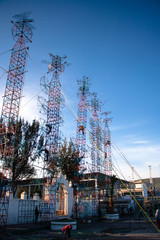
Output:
[
  {"xmin": 1, "ymin": 12, "xmax": 34, "ymax": 124},
  {"xmin": 75, "ymin": 76, "xmax": 90, "ymax": 166},
  {"xmin": 0, "ymin": 12, "xmax": 34, "ymax": 227},
  {"xmin": 102, "ymin": 112, "xmax": 112, "ymax": 176},
  {"xmin": 39, "ymin": 54, "xmax": 68, "ymax": 159},
  {"xmin": 90, "ymin": 93, "xmax": 102, "ymax": 172}
]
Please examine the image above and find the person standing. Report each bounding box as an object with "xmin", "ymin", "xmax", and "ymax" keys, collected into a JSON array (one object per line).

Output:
[
  {"xmin": 35, "ymin": 206, "xmax": 39, "ymax": 224},
  {"xmin": 155, "ymin": 209, "xmax": 160, "ymax": 229}
]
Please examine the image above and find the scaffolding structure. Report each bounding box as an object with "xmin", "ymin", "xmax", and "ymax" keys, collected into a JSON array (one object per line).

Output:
[
  {"xmin": 73, "ymin": 172, "xmax": 111, "ymax": 218},
  {"xmin": 75, "ymin": 76, "xmax": 90, "ymax": 166},
  {"xmin": 41, "ymin": 177, "xmax": 57, "ymax": 221},
  {"xmin": 0, "ymin": 12, "xmax": 34, "ymax": 227},
  {"xmin": 39, "ymin": 54, "xmax": 68, "ymax": 158},
  {"xmin": 1, "ymin": 12, "xmax": 34, "ymax": 176},
  {"xmin": 38, "ymin": 55, "xmax": 69, "ymax": 220},
  {"xmin": 102, "ymin": 112, "xmax": 112, "ymax": 176},
  {"xmin": 0, "ymin": 11, "xmax": 117, "ymax": 226},
  {"xmin": 1, "ymin": 12, "xmax": 34, "ymax": 124},
  {"xmin": 18, "ymin": 199, "xmax": 37, "ymax": 223},
  {"xmin": 17, "ymin": 197, "xmax": 56, "ymax": 223},
  {"xmin": 90, "ymin": 93, "xmax": 102, "ymax": 173},
  {"xmin": 16, "ymin": 177, "xmax": 59, "ymax": 223},
  {"xmin": 0, "ymin": 179, "xmax": 9, "ymax": 226}
]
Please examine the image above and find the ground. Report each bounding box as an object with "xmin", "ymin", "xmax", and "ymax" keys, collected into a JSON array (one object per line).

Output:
[{"xmin": 0, "ymin": 216, "xmax": 160, "ymax": 240}]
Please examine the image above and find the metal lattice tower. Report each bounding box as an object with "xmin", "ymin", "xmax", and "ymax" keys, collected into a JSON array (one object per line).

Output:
[
  {"xmin": 0, "ymin": 12, "xmax": 34, "ymax": 228},
  {"xmin": 75, "ymin": 76, "xmax": 90, "ymax": 166},
  {"xmin": 90, "ymin": 93, "xmax": 102, "ymax": 173},
  {"xmin": 1, "ymin": 12, "xmax": 34, "ymax": 125},
  {"xmin": 39, "ymin": 54, "xmax": 68, "ymax": 157},
  {"xmin": 102, "ymin": 112, "xmax": 112, "ymax": 176},
  {"xmin": 0, "ymin": 12, "xmax": 34, "ymax": 177}
]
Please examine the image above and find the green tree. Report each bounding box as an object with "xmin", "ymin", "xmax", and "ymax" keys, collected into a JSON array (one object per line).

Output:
[
  {"xmin": 49, "ymin": 138, "xmax": 83, "ymax": 185},
  {"xmin": 3, "ymin": 119, "xmax": 40, "ymax": 196}
]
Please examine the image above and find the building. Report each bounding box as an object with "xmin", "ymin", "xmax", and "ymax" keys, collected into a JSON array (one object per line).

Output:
[{"xmin": 0, "ymin": 172, "xmax": 73, "ymax": 225}]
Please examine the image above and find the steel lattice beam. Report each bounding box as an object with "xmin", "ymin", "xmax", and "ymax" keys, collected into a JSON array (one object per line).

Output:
[
  {"xmin": 102, "ymin": 112, "xmax": 112, "ymax": 176},
  {"xmin": 1, "ymin": 37, "xmax": 27, "ymax": 123},
  {"xmin": 0, "ymin": 12, "xmax": 34, "ymax": 227},
  {"xmin": 1, "ymin": 12, "xmax": 34, "ymax": 125},
  {"xmin": 40, "ymin": 54, "xmax": 68, "ymax": 157},
  {"xmin": 90, "ymin": 93, "xmax": 102, "ymax": 173},
  {"xmin": 75, "ymin": 76, "xmax": 90, "ymax": 165}
]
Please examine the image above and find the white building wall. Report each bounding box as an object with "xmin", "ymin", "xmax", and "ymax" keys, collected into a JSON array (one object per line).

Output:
[
  {"xmin": 7, "ymin": 173, "xmax": 73, "ymax": 225},
  {"xmin": 56, "ymin": 172, "xmax": 73, "ymax": 217},
  {"xmin": 142, "ymin": 184, "xmax": 148, "ymax": 197},
  {"xmin": 7, "ymin": 193, "xmax": 19, "ymax": 224}
]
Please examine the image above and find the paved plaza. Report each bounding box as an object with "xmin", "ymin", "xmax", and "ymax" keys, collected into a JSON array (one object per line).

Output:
[{"xmin": 0, "ymin": 216, "xmax": 160, "ymax": 240}]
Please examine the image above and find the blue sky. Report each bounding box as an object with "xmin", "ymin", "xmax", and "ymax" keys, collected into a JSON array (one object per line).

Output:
[{"xmin": 0, "ymin": 0, "xmax": 160, "ymax": 180}]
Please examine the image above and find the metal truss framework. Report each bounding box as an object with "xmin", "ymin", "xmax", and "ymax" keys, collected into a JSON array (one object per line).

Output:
[
  {"xmin": 39, "ymin": 54, "xmax": 68, "ymax": 157},
  {"xmin": 73, "ymin": 172, "xmax": 111, "ymax": 218},
  {"xmin": 0, "ymin": 181, "xmax": 10, "ymax": 226},
  {"xmin": 102, "ymin": 112, "xmax": 112, "ymax": 176},
  {"xmin": 1, "ymin": 12, "xmax": 33, "ymax": 125},
  {"xmin": 16, "ymin": 177, "xmax": 58, "ymax": 223},
  {"xmin": 90, "ymin": 93, "xmax": 102, "ymax": 173},
  {"xmin": 0, "ymin": 13, "xmax": 34, "ymax": 175},
  {"xmin": 75, "ymin": 76, "xmax": 90, "ymax": 166},
  {"xmin": 0, "ymin": 12, "xmax": 34, "ymax": 227}
]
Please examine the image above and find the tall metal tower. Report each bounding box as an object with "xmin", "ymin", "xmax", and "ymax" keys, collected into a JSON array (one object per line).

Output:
[
  {"xmin": 90, "ymin": 93, "xmax": 102, "ymax": 172},
  {"xmin": 37, "ymin": 55, "xmax": 68, "ymax": 221},
  {"xmin": 0, "ymin": 12, "xmax": 34, "ymax": 228},
  {"xmin": 102, "ymin": 112, "xmax": 112, "ymax": 176},
  {"xmin": 39, "ymin": 54, "xmax": 68, "ymax": 158},
  {"xmin": 148, "ymin": 165, "xmax": 153, "ymax": 185},
  {"xmin": 75, "ymin": 76, "xmax": 90, "ymax": 167},
  {"xmin": 1, "ymin": 12, "xmax": 34, "ymax": 125}
]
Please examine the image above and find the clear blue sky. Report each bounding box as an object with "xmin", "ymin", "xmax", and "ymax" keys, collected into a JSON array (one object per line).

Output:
[{"xmin": 0, "ymin": 0, "xmax": 160, "ymax": 180}]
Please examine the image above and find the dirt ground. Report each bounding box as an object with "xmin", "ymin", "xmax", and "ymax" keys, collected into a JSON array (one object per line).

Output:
[{"xmin": 0, "ymin": 217, "xmax": 160, "ymax": 240}]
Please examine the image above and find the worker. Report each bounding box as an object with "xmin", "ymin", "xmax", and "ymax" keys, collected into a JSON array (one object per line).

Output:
[{"xmin": 62, "ymin": 224, "xmax": 72, "ymax": 239}]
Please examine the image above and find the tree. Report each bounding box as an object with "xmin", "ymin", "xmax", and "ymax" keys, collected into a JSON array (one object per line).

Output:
[
  {"xmin": 49, "ymin": 138, "xmax": 83, "ymax": 186},
  {"xmin": 1, "ymin": 119, "xmax": 40, "ymax": 196},
  {"xmin": 0, "ymin": 171, "xmax": 7, "ymax": 198}
]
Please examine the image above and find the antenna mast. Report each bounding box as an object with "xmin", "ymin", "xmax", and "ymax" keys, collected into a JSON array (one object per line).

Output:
[
  {"xmin": 75, "ymin": 76, "xmax": 90, "ymax": 167},
  {"xmin": 0, "ymin": 12, "xmax": 34, "ymax": 227},
  {"xmin": 90, "ymin": 93, "xmax": 102, "ymax": 172},
  {"xmin": 1, "ymin": 12, "xmax": 34, "ymax": 124},
  {"xmin": 148, "ymin": 165, "xmax": 153, "ymax": 185},
  {"xmin": 102, "ymin": 111, "xmax": 112, "ymax": 175},
  {"xmin": 39, "ymin": 54, "xmax": 68, "ymax": 159},
  {"xmin": 0, "ymin": 12, "xmax": 34, "ymax": 176}
]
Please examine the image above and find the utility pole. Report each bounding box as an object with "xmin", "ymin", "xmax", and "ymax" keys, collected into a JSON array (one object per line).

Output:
[
  {"xmin": 148, "ymin": 165, "xmax": 154, "ymax": 209},
  {"xmin": 131, "ymin": 166, "xmax": 134, "ymax": 197},
  {"xmin": 148, "ymin": 165, "xmax": 153, "ymax": 186}
]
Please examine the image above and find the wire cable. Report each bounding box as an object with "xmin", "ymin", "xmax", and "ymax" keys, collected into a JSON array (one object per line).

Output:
[
  {"xmin": 20, "ymin": 52, "xmax": 160, "ymax": 233},
  {"xmin": 0, "ymin": 49, "xmax": 12, "ymax": 57}
]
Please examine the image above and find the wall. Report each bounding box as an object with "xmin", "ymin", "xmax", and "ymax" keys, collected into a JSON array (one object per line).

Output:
[
  {"xmin": 7, "ymin": 193, "xmax": 19, "ymax": 224},
  {"xmin": 72, "ymin": 198, "xmax": 98, "ymax": 218},
  {"xmin": 7, "ymin": 173, "xmax": 73, "ymax": 225},
  {"xmin": 56, "ymin": 172, "xmax": 73, "ymax": 217}
]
